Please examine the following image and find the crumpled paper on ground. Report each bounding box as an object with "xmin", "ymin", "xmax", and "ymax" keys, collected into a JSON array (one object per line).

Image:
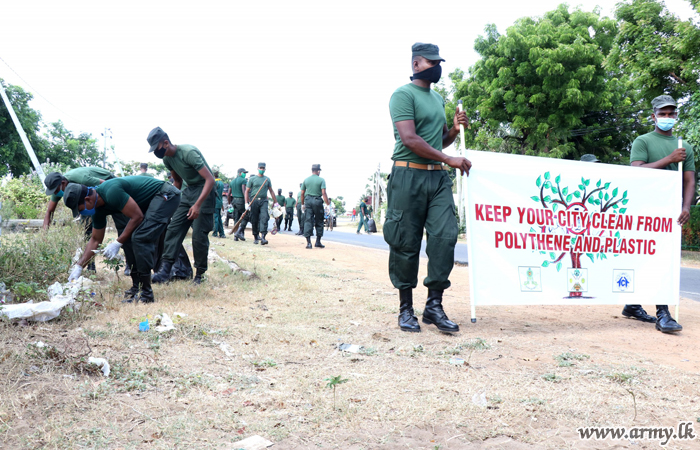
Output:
[
  {"xmin": 154, "ymin": 313, "xmax": 175, "ymax": 332},
  {"xmin": 0, "ymin": 277, "xmax": 92, "ymax": 322},
  {"xmin": 88, "ymin": 357, "xmax": 110, "ymax": 376}
]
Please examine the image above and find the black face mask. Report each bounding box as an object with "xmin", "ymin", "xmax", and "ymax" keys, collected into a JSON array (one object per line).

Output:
[
  {"xmin": 411, "ymin": 64, "xmax": 442, "ymax": 83},
  {"xmin": 154, "ymin": 147, "xmax": 166, "ymax": 159}
]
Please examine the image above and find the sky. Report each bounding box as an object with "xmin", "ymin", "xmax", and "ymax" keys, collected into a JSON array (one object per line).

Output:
[{"xmin": 1, "ymin": 0, "xmax": 697, "ymax": 205}]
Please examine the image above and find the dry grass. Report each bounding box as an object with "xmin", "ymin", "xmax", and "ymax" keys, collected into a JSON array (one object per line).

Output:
[
  {"xmin": 682, "ymin": 251, "xmax": 700, "ymax": 268},
  {"xmin": 1, "ymin": 231, "xmax": 700, "ymax": 449}
]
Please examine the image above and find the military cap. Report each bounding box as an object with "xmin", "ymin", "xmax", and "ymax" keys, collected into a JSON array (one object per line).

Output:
[
  {"xmin": 289, "ymin": 191, "xmax": 293, "ymax": 195},
  {"xmin": 258, "ymin": 162, "xmax": 266, "ymax": 168},
  {"xmin": 312, "ymin": 164, "xmax": 321, "ymax": 171},
  {"xmin": 651, "ymin": 95, "xmax": 676, "ymax": 110},
  {"xmin": 63, "ymin": 183, "xmax": 88, "ymax": 218},
  {"xmin": 237, "ymin": 168, "xmax": 248, "ymax": 174},
  {"xmin": 412, "ymin": 43, "xmax": 445, "ymax": 62},
  {"xmin": 44, "ymin": 172, "xmax": 65, "ymax": 195},
  {"xmin": 581, "ymin": 154, "xmax": 600, "ymax": 163},
  {"xmin": 147, "ymin": 127, "xmax": 168, "ymax": 152}
]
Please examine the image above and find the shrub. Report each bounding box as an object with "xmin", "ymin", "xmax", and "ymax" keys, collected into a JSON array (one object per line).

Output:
[
  {"xmin": 682, "ymin": 206, "xmax": 700, "ymax": 251},
  {"xmin": 0, "ymin": 175, "xmax": 46, "ymax": 220},
  {"xmin": 0, "ymin": 222, "xmax": 85, "ymax": 301}
]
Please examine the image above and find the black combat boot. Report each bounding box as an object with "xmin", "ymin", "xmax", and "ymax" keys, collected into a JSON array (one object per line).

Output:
[
  {"xmin": 235, "ymin": 228, "xmax": 246, "ymax": 241},
  {"xmin": 254, "ymin": 233, "xmax": 261, "ymax": 244},
  {"xmin": 305, "ymin": 236, "xmax": 312, "ymax": 249},
  {"xmin": 656, "ymin": 306, "xmax": 682, "ymax": 333},
  {"xmin": 139, "ymin": 274, "xmax": 154, "ymax": 303},
  {"xmin": 398, "ymin": 289, "xmax": 420, "ymax": 332},
  {"xmin": 122, "ymin": 272, "xmax": 141, "ymax": 303},
  {"xmin": 151, "ymin": 260, "xmax": 173, "ymax": 284},
  {"xmin": 621, "ymin": 305, "xmax": 656, "ymax": 323},
  {"xmin": 193, "ymin": 269, "xmax": 205, "ymax": 285},
  {"xmin": 261, "ymin": 232, "xmax": 269, "ymax": 245},
  {"xmin": 315, "ymin": 237, "xmax": 325, "ymax": 248},
  {"xmin": 422, "ymin": 290, "xmax": 460, "ymax": 333},
  {"xmin": 233, "ymin": 234, "xmax": 239, "ymax": 241}
]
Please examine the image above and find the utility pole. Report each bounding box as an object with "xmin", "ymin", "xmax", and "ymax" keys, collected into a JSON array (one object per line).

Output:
[
  {"xmin": 101, "ymin": 128, "xmax": 112, "ymax": 169},
  {"xmin": 0, "ymin": 84, "xmax": 46, "ymax": 183}
]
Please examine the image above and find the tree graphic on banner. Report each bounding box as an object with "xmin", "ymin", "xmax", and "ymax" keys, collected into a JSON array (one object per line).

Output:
[{"xmin": 531, "ymin": 172, "xmax": 629, "ymax": 297}]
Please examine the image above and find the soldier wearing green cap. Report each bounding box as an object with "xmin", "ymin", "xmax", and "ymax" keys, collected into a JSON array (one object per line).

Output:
[
  {"xmin": 628, "ymin": 94, "xmax": 695, "ymax": 333},
  {"xmin": 275, "ymin": 188, "xmax": 286, "ymax": 231},
  {"xmin": 42, "ymin": 167, "xmax": 114, "ymax": 230},
  {"xmin": 146, "ymin": 127, "xmax": 216, "ymax": 284},
  {"xmin": 139, "ymin": 163, "xmax": 155, "ymax": 177},
  {"xmin": 63, "ymin": 177, "xmax": 181, "ymax": 302},
  {"xmin": 386, "ymin": 42, "xmax": 472, "ymax": 334},
  {"xmin": 301, "ymin": 164, "xmax": 330, "ymax": 249},
  {"xmin": 212, "ymin": 171, "xmax": 226, "ymax": 238},
  {"xmin": 245, "ymin": 162, "xmax": 278, "ymax": 245},
  {"xmin": 284, "ymin": 191, "xmax": 296, "ymax": 231},
  {"xmin": 43, "ymin": 167, "xmax": 121, "ymax": 272},
  {"xmin": 229, "ymin": 168, "xmax": 249, "ymax": 241},
  {"xmin": 295, "ymin": 183, "xmax": 304, "ymax": 235}
]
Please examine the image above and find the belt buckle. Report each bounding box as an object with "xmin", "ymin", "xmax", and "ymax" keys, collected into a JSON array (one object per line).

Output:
[{"xmin": 427, "ymin": 164, "xmax": 435, "ymax": 170}]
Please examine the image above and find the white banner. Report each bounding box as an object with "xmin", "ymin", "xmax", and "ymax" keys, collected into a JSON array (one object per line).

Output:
[{"xmin": 465, "ymin": 151, "xmax": 682, "ymax": 306}]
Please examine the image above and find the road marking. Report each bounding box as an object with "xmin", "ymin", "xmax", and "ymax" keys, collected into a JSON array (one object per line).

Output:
[{"xmin": 681, "ymin": 291, "xmax": 700, "ymax": 296}]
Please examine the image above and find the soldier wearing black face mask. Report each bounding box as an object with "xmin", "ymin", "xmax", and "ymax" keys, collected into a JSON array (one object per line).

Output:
[
  {"xmin": 386, "ymin": 42, "xmax": 471, "ymax": 334},
  {"xmin": 146, "ymin": 127, "xmax": 216, "ymax": 285}
]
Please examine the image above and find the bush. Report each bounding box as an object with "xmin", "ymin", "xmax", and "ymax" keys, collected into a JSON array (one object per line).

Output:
[
  {"xmin": 682, "ymin": 206, "xmax": 700, "ymax": 251},
  {"xmin": 0, "ymin": 174, "xmax": 46, "ymax": 219},
  {"xmin": 0, "ymin": 222, "xmax": 85, "ymax": 301}
]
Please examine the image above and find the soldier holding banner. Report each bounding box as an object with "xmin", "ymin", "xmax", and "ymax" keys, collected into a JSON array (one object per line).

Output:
[
  {"xmin": 630, "ymin": 95, "xmax": 695, "ymax": 333},
  {"xmin": 385, "ymin": 42, "xmax": 471, "ymax": 333}
]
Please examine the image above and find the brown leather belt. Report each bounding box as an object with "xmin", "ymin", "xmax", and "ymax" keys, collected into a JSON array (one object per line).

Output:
[{"xmin": 393, "ymin": 161, "xmax": 445, "ymax": 171}]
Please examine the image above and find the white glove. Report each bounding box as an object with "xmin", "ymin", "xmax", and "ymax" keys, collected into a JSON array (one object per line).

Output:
[
  {"xmin": 302, "ymin": 205, "xmax": 306, "ymax": 212},
  {"xmin": 274, "ymin": 202, "xmax": 279, "ymax": 208},
  {"xmin": 103, "ymin": 241, "xmax": 122, "ymax": 259},
  {"xmin": 245, "ymin": 203, "xmax": 251, "ymax": 211},
  {"xmin": 68, "ymin": 265, "xmax": 83, "ymax": 282}
]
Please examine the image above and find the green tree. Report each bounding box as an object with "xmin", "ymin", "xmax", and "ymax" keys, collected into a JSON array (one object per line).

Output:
[
  {"xmin": 331, "ymin": 196, "xmax": 346, "ymax": 215},
  {"xmin": 121, "ymin": 160, "xmax": 171, "ymax": 179},
  {"xmin": 453, "ymin": 5, "xmax": 641, "ymax": 162},
  {"xmin": 607, "ymin": 0, "xmax": 700, "ymax": 162},
  {"xmin": 0, "ymin": 79, "xmax": 46, "ymax": 177},
  {"xmin": 42, "ymin": 120, "xmax": 101, "ymax": 168}
]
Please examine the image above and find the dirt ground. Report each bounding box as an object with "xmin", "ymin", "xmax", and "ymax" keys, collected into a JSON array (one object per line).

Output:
[{"xmin": 1, "ymin": 229, "xmax": 700, "ymax": 449}]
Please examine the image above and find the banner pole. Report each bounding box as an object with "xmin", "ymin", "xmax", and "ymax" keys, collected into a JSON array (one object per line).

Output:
[
  {"xmin": 458, "ymin": 100, "xmax": 477, "ymax": 323},
  {"xmin": 677, "ymin": 137, "xmax": 683, "ymax": 321}
]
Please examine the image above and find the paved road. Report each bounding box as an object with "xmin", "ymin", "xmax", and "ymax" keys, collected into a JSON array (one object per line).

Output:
[
  {"xmin": 279, "ymin": 220, "xmax": 700, "ymax": 302},
  {"xmin": 681, "ymin": 267, "xmax": 700, "ymax": 302}
]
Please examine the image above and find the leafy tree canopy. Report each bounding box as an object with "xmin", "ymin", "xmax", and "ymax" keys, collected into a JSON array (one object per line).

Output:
[
  {"xmin": 607, "ymin": 0, "xmax": 700, "ymax": 162},
  {"xmin": 1, "ymin": 78, "xmax": 103, "ymax": 177},
  {"xmin": 452, "ymin": 4, "xmax": 643, "ymax": 162}
]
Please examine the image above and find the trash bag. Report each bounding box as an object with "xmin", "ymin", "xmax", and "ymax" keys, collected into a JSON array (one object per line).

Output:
[
  {"xmin": 171, "ymin": 246, "xmax": 193, "ymax": 280},
  {"xmin": 367, "ymin": 218, "xmax": 377, "ymax": 233},
  {"xmin": 270, "ymin": 205, "xmax": 283, "ymax": 219}
]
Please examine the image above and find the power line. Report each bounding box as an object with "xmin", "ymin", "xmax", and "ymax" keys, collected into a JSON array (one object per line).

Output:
[{"xmin": 0, "ymin": 54, "xmax": 78, "ymax": 122}]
